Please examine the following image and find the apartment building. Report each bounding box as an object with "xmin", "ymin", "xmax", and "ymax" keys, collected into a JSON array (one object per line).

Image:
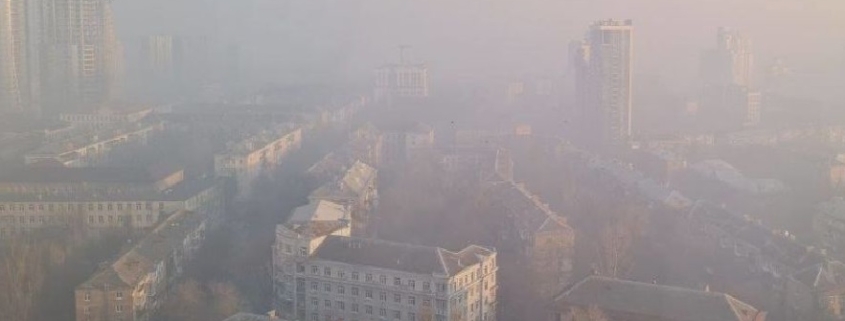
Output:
[
  {"xmin": 273, "ymin": 209, "xmax": 498, "ymax": 321},
  {"xmin": 214, "ymin": 125, "xmax": 302, "ymax": 197},
  {"xmin": 24, "ymin": 121, "xmax": 164, "ymax": 167},
  {"xmin": 309, "ymin": 161, "xmax": 377, "ymax": 236},
  {"xmin": 75, "ymin": 210, "xmax": 208, "ymax": 321},
  {"xmin": 0, "ymin": 168, "xmax": 225, "ymax": 237}
]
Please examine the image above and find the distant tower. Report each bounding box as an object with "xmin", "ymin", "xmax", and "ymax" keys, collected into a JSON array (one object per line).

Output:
[
  {"xmin": 0, "ymin": 0, "xmax": 41, "ymax": 115},
  {"xmin": 702, "ymin": 27, "xmax": 753, "ymax": 88},
  {"xmin": 699, "ymin": 28, "xmax": 760, "ymax": 128},
  {"xmin": 41, "ymin": 0, "xmax": 122, "ymax": 113},
  {"xmin": 573, "ymin": 19, "xmax": 634, "ymax": 149}
]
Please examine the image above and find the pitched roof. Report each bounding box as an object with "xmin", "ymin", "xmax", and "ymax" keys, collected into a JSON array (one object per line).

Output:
[
  {"xmin": 78, "ymin": 210, "xmax": 205, "ymax": 289},
  {"xmin": 486, "ymin": 181, "xmax": 572, "ymax": 235},
  {"xmin": 289, "ymin": 200, "xmax": 348, "ymax": 223},
  {"xmin": 312, "ymin": 236, "xmax": 493, "ymax": 277},
  {"xmin": 553, "ymin": 276, "xmax": 765, "ymax": 321},
  {"xmin": 0, "ymin": 166, "xmax": 177, "ymax": 184}
]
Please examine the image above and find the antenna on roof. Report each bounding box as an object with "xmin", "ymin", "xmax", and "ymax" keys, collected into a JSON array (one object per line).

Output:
[{"xmin": 399, "ymin": 45, "xmax": 411, "ymax": 64}]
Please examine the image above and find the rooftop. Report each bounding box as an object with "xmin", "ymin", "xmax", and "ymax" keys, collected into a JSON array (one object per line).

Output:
[
  {"xmin": 553, "ymin": 276, "xmax": 765, "ymax": 321},
  {"xmin": 0, "ymin": 166, "xmax": 179, "ymax": 185},
  {"xmin": 289, "ymin": 200, "xmax": 348, "ymax": 224},
  {"xmin": 312, "ymin": 236, "xmax": 493, "ymax": 277},
  {"xmin": 79, "ymin": 210, "xmax": 205, "ymax": 289}
]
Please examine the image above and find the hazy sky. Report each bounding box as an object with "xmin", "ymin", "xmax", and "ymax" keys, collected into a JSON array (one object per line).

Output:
[{"xmin": 115, "ymin": 0, "xmax": 845, "ymax": 96}]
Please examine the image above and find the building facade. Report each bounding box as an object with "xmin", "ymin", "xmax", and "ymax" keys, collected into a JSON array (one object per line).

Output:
[
  {"xmin": 374, "ymin": 63, "xmax": 429, "ymax": 104},
  {"xmin": 214, "ymin": 126, "xmax": 302, "ymax": 197},
  {"xmin": 0, "ymin": 0, "xmax": 40, "ymax": 114},
  {"xmin": 75, "ymin": 210, "xmax": 208, "ymax": 321},
  {"xmin": 41, "ymin": 0, "xmax": 122, "ymax": 113},
  {"xmin": 573, "ymin": 20, "xmax": 634, "ymax": 148},
  {"xmin": 274, "ymin": 230, "xmax": 498, "ymax": 321}
]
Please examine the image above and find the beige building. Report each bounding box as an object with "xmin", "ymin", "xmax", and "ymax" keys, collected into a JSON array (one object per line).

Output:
[
  {"xmin": 40, "ymin": 0, "xmax": 122, "ymax": 113},
  {"xmin": 75, "ymin": 210, "xmax": 208, "ymax": 321},
  {"xmin": 214, "ymin": 125, "xmax": 302, "ymax": 197},
  {"xmin": 273, "ymin": 210, "xmax": 498, "ymax": 321},
  {"xmin": 0, "ymin": 0, "xmax": 40, "ymax": 114},
  {"xmin": 0, "ymin": 166, "xmax": 225, "ymax": 237}
]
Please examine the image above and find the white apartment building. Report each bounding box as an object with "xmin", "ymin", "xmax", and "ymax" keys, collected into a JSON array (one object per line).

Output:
[{"xmin": 273, "ymin": 210, "xmax": 498, "ymax": 321}]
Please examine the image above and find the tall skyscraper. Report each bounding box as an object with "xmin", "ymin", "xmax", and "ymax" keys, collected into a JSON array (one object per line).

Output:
[
  {"xmin": 572, "ymin": 19, "xmax": 634, "ymax": 148},
  {"xmin": 701, "ymin": 27, "xmax": 753, "ymax": 88},
  {"xmin": 41, "ymin": 0, "xmax": 122, "ymax": 113},
  {"xmin": 0, "ymin": 0, "xmax": 41, "ymax": 115},
  {"xmin": 699, "ymin": 28, "xmax": 760, "ymax": 128}
]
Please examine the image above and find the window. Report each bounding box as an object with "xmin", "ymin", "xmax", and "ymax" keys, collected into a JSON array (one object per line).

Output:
[
  {"xmin": 89, "ymin": 204, "xmax": 95, "ymax": 211},
  {"xmin": 437, "ymin": 283, "xmax": 446, "ymax": 292},
  {"xmin": 28, "ymin": 204, "xmax": 34, "ymax": 211},
  {"xmin": 311, "ymin": 282, "xmax": 318, "ymax": 291},
  {"xmin": 379, "ymin": 292, "xmax": 386, "ymax": 301},
  {"xmin": 338, "ymin": 285, "xmax": 345, "ymax": 294},
  {"xmin": 366, "ymin": 305, "xmax": 373, "ymax": 315},
  {"xmin": 324, "ymin": 300, "xmax": 331, "ymax": 308},
  {"xmin": 0, "ymin": 205, "xmax": 4, "ymax": 211},
  {"xmin": 115, "ymin": 304, "xmax": 123, "ymax": 313},
  {"xmin": 324, "ymin": 283, "xmax": 331, "ymax": 292},
  {"xmin": 297, "ymin": 280, "xmax": 305, "ymax": 289},
  {"xmin": 136, "ymin": 203, "xmax": 142, "ymax": 210},
  {"xmin": 312, "ymin": 266, "xmax": 319, "ymax": 274},
  {"xmin": 379, "ymin": 308, "xmax": 386, "ymax": 317},
  {"xmin": 115, "ymin": 292, "xmax": 123, "ymax": 300},
  {"xmin": 300, "ymin": 247, "xmax": 308, "ymax": 256},
  {"xmin": 409, "ymin": 312, "xmax": 416, "ymax": 321},
  {"xmin": 352, "ymin": 272, "xmax": 359, "ymax": 281},
  {"xmin": 324, "ymin": 267, "xmax": 331, "ymax": 276},
  {"xmin": 311, "ymin": 297, "xmax": 318, "ymax": 306},
  {"xmin": 339, "ymin": 270, "xmax": 345, "ymax": 278},
  {"xmin": 88, "ymin": 216, "xmax": 94, "ymax": 224},
  {"xmin": 423, "ymin": 299, "xmax": 431, "ymax": 307},
  {"xmin": 352, "ymin": 287, "xmax": 359, "ymax": 296},
  {"xmin": 380, "ymin": 275, "xmax": 387, "ymax": 284},
  {"xmin": 84, "ymin": 292, "xmax": 91, "ymax": 301},
  {"xmin": 394, "ymin": 277, "xmax": 401, "ymax": 286},
  {"xmin": 297, "ymin": 264, "xmax": 305, "ymax": 273},
  {"xmin": 366, "ymin": 273, "xmax": 373, "ymax": 282},
  {"xmin": 409, "ymin": 296, "xmax": 416, "ymax": 305},
  {"xmin": 117, "ymin": 204, "xmax": 123, "ymax": 211},
  {"xmin": 393, "ymin": 310, "xmax": 401, "ymax": 319},
  {"xmin": 394, "ymin": 293, "xmax": 401, "ymax": 303},
  {"xmin": 98, "ymin": 204, "xmax": 103, "ymax": 211},
  {"xmin": 338, "ymin": 301, "xmax": 345, "ymax": 310},
  {"xmin": 365, "ymin": 290, "xmax": 373, "ymax": 299},
  {"xmin": 352, "ymin": 303, "xmax": 359, "ymax": 312},
  {"xmin": 423, "ymin": 282, "xmax": 431, "ymax": 291},
  {"xmin": 408, "ymin": 280, "xmax": 415, "ymax": 289}
]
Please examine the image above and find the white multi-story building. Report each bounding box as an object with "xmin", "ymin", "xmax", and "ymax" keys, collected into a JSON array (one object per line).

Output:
[
  {"xmin": 214, "ymin": 126, "xmax": 302, "ymax": 197},
  {"xmin": 273, "ymin": 210, "xmax": 498, "ymax": 321},
  {"xmin": 374, "ymin": 63, "xmax": 429, "ymax": 104}
]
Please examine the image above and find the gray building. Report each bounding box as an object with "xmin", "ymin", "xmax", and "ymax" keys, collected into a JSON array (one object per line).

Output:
[{"xmin": 573, "ymin": 19, "xmax": 634, "ymax": 148}]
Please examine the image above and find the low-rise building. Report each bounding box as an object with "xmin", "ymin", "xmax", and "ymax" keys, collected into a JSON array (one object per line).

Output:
[
  {"xmin": 214, "ymin": 125, "xmax": 302, "ymax": 197},
  {"xmin": 273, "ymin": 209, "xmax": 498, "ymax": 321},
  {"xmin": 309, "ymin": 161, "xmax": 377, "ymax": 235},
  {"xmin": 25, "ymin": 122, "xmax": 164, "ymax": 167},
  {"xmin": 0, "ymin": 177, "xmax": 225, "ymax": 237},
  {"xmin": 551, "ymin": 276, "xmax": 767, "ymax": 321},
  {"xmin": 307, "ymin": 125, "xmax": 383, "ymax": 183},
  {"xmin": 483, "ymin": 181, "xmax": 575, "ymax": 298},
  {"xmin": 381, "ymin": 122, "xmax": 434, "ymax": 165},
  {"xmin": 75, "ymin": 210, "xmax": 208, "ymax": 321}
]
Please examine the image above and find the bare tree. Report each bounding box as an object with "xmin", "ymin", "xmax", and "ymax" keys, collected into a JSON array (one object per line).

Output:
[{"xmin": 0, "ymin": 237, "xmax": 47, "ymax": 321}]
